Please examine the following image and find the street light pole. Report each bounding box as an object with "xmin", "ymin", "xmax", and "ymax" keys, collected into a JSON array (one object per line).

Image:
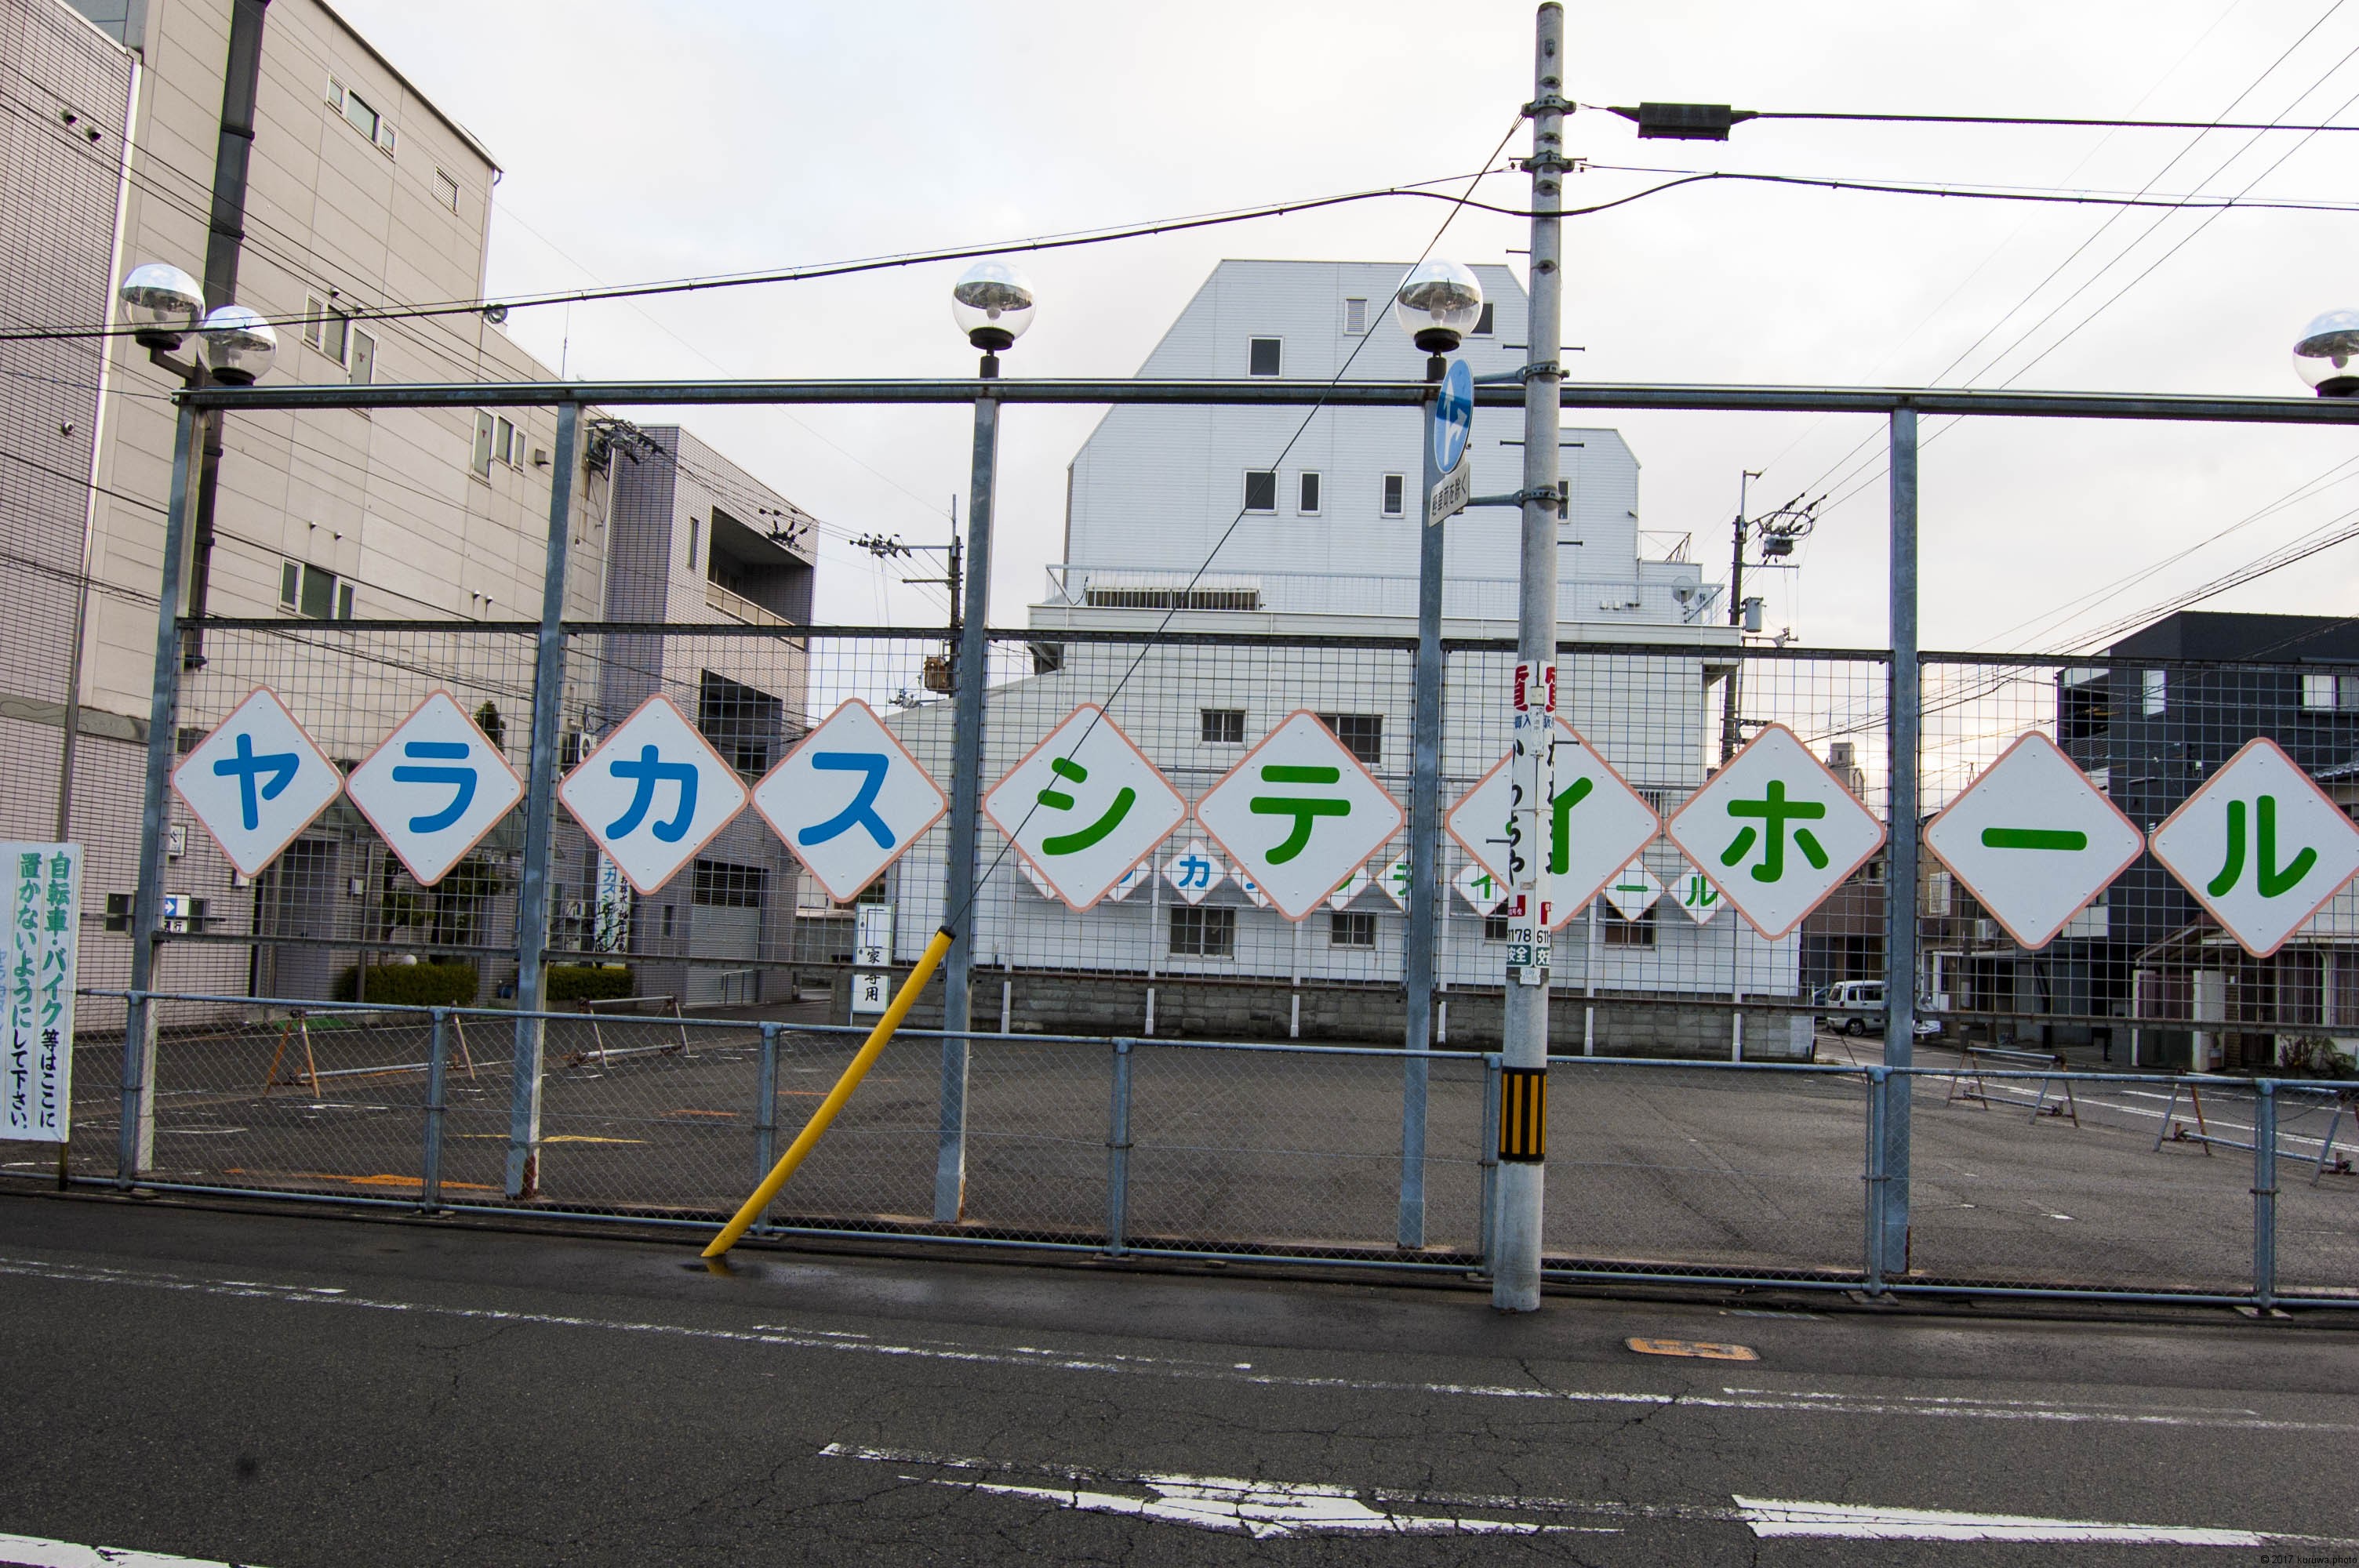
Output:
[{"xmin": 1495, "ymin": 0, "xmax": 1568, "ymax": 1313}]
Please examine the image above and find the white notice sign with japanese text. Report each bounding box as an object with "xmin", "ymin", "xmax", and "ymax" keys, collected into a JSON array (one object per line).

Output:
[{"xmin": 1, "ymin": 842, "xmax": 78, "ymax": 1143}]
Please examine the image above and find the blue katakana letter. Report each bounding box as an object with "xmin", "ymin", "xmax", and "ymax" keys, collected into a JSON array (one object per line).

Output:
[
  {"xmin": 391, "ymin": 741, "xmax": 478, "ymax": 833},
  {"xmin": 211, "ymin": 731, "xmax": 300, "ymax": 832},
  {"xmin": 606, "ymin": 745, "xmax": 699, "ymax": 843},
  {"xmin": 799, "ymin": 752, "xmax": 895, "ymax": 850}
]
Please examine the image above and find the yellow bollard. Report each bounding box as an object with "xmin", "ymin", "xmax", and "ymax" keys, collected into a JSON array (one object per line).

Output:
[{"xmin": 701, "ymin": 925, "xmax": 954, "ymax": 1259}]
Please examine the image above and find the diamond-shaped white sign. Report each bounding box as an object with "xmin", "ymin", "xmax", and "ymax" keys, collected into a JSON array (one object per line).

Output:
[
  {"xmin": 751, "ymin": 698, "xmax": 947, "ymax": 906},
  {"xmin": 1603, "ymin": 861, "xmax": 1663, "ymax": 922},
  {"xmin": 342, "ymin": 691, "xmax": 525, "ymax": 887},
  {"xmin": 1238, "ymin": 870, "xmax": 1270, "ymax": 909},
  {"xmin": 1194, "ymin": 711, "xmax": 1406, "ymax": 921},
  {"xmin": 1376, "ymin": 854, "xmax": 1414, "ymax": 910},
  {"xmin": 170, "ymin": 687, "xmax": 346, "ymax": 879},
  {"xmin": 984, "ymin": 706, "xmax": 1188, "ymax": 912},
  {"xmin": 1924, "ymin": 731, "xmax": 2145, "ymax": 950},
  {"xmin": 1327, "ymin": 865, "xmax": 1375, "ymax": 910},
  {"xmin": 2149, "ymin": 737, "xmax": 2359, "ymax": 958},
  {"xmin": 558, "ymin": 694, "xmax": 749, "ymax": 896},
  {"xmin": 1453, "ymin": 861, "xmax": 1508, "ymax": 913},
  {"xmin": 1162, "ymin": 840, "xmax": 1227, "ymax": 905},
  {"xmin": 1670, "ymin": 863, "xmax": 1723, "ymax": 925},
  {"xmin": 1665, "ymin": 723, "xmax": 1887, "ymax": 940},
  {"xmin": 1445, "ymin": 717, "xmax": 1661, "ymax": 931},
  {"xmin": 1103, "ymin": 860, "xmax": 1150, "ymax": 902}
]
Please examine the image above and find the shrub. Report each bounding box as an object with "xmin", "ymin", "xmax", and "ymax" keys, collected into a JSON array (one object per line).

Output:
[
  {"xmin": 546, "ymin": 964, "xmax": 634, "ymax": 1004},
  {"xmin": 332, "ymin": 960, "xmax": 479, "ymax": 1008}
]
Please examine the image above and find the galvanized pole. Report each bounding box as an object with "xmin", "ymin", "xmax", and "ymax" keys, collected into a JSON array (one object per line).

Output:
[
  {"xmin": 936, "ymin": 377, "xmax": 1000, "ymax": 1222},
  {"xmin": 1495, "ymin": 0, "xmax": 1568, "ymax": 1314},
  {"xmin": 1881, "ymin": 406, "xmax": 1918, "ymax": 1276},
  {"xmin": 1400, "ymin": 359, "xmax": 1447, "ymax": 1250},
  {"xmin": 1106, "ymin": 1036, "xmax": 1132, "ymax": 1255},
  {"xmin": 505, "ymin": 399, "xmax": 580, "ymax": 1200},
  {"xmin": 120, "ymin": 401, "xmax": 200, "ymax": 1182},
  {"xmin": 2253, "ymin": 1080, "xmax": 2278, "ymax": 1309},
  {"xmin": 420, "ymin": 1007, "xmax": 448, "ymax": 1214}
]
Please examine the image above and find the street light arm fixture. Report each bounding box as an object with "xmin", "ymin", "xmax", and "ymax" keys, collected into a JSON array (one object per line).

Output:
[{"xmin": 1605, "ymin": 103, "xmax": 1759, "ymax": 141}]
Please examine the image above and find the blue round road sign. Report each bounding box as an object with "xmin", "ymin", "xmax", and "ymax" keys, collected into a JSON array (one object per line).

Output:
[{"xmin": 1431, "ymin": 358, "xmax": 1474, "ymax": 475}]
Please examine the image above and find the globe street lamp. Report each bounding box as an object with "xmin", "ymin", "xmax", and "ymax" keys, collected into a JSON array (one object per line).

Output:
[
  {"xmin": 2294, "ymin": 308, "xmax": 2359, "ymax": 397},
  {"xmin": 951, "ymin": 258, "xmax": 1035, "ymax": 374},
  {"xmin": 119, "ymin": 262, "xmax": 205, "ymax": 351},
  {"xmin": 1393, "ymin": 257, "xmax": 1485, "ymax": 362},
  {"xmin": 197, "ymin": 303, "xmax": 278, "ymax": 386}
]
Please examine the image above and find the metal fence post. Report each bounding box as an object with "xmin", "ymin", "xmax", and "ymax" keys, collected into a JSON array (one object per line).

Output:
[
  {"xmin": 1105, "ymin": 1036, "xmax": 1132, "ymax": 1257},
  {"xmin": 1881, "ymin": 405, "xmax": 1919, "ymax": 1279},
  {"xmin": 420, "ymin": 1008, "xmax": 448, "ymax": 1214},
  {"xmin": 938, "ymin": 385, "xmax": 999, "ymax": 1224},
  {"xmin": 122, "ymin": 401, "xmax": 200, "ymax": 1184},
  {"xmin": 506, "ymin": 398, "xmax": 580, "ymax": 1201},
  {"xmin": 754, "ymin": 1022, "xmax": 780, "ymax": 1231},
  {"xmin": 1478, "ymin": 1052, "xmax": 1502, "ymax": 1273},
  {"xmin": 1401, "ymin": 364, "xmax": 1446, "ymax": 1251},
  {"xmin": 2254, "ymin": 1079, "xmax": 2278, "ymax": 1310},
  {"xmin": 1863, "ymin": 1065, "xmax": 1888, "ymax": 1294}
]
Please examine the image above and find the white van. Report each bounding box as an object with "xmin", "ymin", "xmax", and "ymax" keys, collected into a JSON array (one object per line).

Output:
[{"xmin": 1816, "ymin": 979, "xmax": 1940, "ymax": 1037}]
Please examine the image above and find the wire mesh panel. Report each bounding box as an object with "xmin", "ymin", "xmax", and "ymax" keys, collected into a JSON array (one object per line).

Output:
[
  {"xmin": 952, "ymin": 1036, "xmax": 1112, "ymax": 1243},
  {"xmin": 521, "ymin": 1014, "xmax": 765, "ymax": 1217},
  {"xmin": 2276, "ymin": 1084, "xmax": 2359, "ymax": 1299}
]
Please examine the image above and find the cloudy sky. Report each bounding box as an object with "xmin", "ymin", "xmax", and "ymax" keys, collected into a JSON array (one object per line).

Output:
[{"xmin": 340, "ymin": 0, "xmax": 2359, "ymax": 651}]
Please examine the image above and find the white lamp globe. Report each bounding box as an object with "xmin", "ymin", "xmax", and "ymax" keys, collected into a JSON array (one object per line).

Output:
[
  {"xmin": 1393, "ymin": 259, "xmax": 1484, "ymax": 354},
  {"xmin": 198, "ymin": 304, "xmax": 277, "ymax": 385},
  {"xmin": 951, "ymin": 260, "xmax": 1036, "ymax": 353},
  {"xmin": 120, "ymin": 262, "xmax": 205, "ymax": 350},
  {"xmin": 2295, "ymin": 308, "xmax": 2359, "ymax": 397}
]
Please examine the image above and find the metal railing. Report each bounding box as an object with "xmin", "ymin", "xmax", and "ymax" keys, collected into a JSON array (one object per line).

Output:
[{"xmin": 16, "ymin": 987, "xmax": 2350, "ymax": 1308}]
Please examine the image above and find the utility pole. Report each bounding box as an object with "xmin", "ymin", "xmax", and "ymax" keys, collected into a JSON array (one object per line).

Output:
[
  {"xmin": 855, "ymin": 521, "xmax": 961, "ymax": 691},
  {"xmin": 1495, "ymin": 0, "xmax": 1569, "ymax": 1314},
  {"xmin": 1719, "ymin": 468, "xmax": 1761, "ymax": 763}
]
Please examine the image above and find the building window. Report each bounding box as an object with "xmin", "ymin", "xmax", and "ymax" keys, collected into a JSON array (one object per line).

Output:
[
  {"xmin": 1201, "ymin": 708, "xmax": 1245, "ymax": 744},
  {"xmin": 1343, "ymin": 297, "xmax": 1368, "ymax": 335},
  {"xmin": 1297, "ymin": 472, "xmax": 1321, "ymax": 514},
  {"xmin": 104, "ymin": 892, "xmax": 132, "ymax": 933},
  {"xmin": 2059, "ymin": 669, "xmax": 2110, "ymax": 742},
  {"xmin": 1330, "ymin": 909, "xmax": 1376, "ymax": 947},
  {"xmin": 302, "ymin": 296, "xmax": 324, "ymax": 349},
  {"xmin": 434, "ymin": 169, "xmax": 460, "ymax": 212},
  {"xmin": 471, "ymin": 412, "xmax": 495, "ymax": 478},
  {"xmin": 662, "ymin": 903, "xmax": 675, "ymax": 938},
  {"xmin": 687, "ymin": 516, "xmax": 700, "ymax": 571},
  {"xmin": 1382, "ymin": 474, "xmax": 1405, "ymax": 517},
  {"xmin": 304, "ymin": 302, "xmax": 352, "ymax": 365},
  {"xmin": 327, "ymin": 78, "xmax": 394, "ymax": 154},
  {"xmin": 1317, "ymin": 712, "xmax": 1382, "ymax": 766},
  {"xmin": 282, "ymin": 560, "xmax": 351, "ymax": 620},
  {"xmin": 349, "ymin": 329, "xmax": 375, "ymax": 386},
  {"xmin": 2141, "ymin": 669, "xmax": 2166, "ymax": 717},
  {"xmin": 1473, "ymin": 302, "xmax": 1496, "ymax": 336},
  {"xmin": 698, "ymin": 670, "xmax": 783, "ymax": 779},
  {"xmin": 1248, "ymin": 337, "xmax": 1282, "ymax": 376},
  {"xmin": 1243, "ymin": 470, "xmax": 1278, "ymax": 514},
  {"xmin": 1169, "ymin": 905, "xmax": 1236, "ymax": 957},
  {"xmin": 1602, "ymin": 900, "xmax": 1656, "ymax": 947},
  {"xmin": 2302, "ymin": 671, "xmax": 2359, "ymax": 710},
  {"xmin": 1482, "ymin": 910, "xmax": 1509, "ymax": 942},
  {"xmin": 692, "ymin": 859, "xmax": 765, "ymax": 908},
  {"xmin": 495, "ymin": 416, "xmax": 518, "ymax": 466}
]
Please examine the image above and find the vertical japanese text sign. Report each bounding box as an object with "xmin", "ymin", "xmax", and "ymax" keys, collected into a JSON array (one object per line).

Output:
[{"xmin": 2, "ymin": 842, "xmax": 78, "ymax": 1143}]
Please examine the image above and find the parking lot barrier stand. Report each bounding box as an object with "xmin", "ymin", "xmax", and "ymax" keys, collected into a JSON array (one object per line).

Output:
[{"xmin": 702, "ymin": 926, "xmax": 954, "ymax": 1258}]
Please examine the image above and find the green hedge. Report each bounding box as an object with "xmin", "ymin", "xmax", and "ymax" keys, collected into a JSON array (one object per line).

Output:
[
  {"xmin": 332, "ymin": 960, "xmax": 479, "ymax": 1008},
  {"xmin": 546, "ymin": 964, "xmax": 634, "ymax": 1003}
]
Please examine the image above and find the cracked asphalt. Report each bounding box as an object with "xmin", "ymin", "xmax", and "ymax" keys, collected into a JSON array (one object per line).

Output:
[{"xmin": 2, "ymin": 1190, "xmax": 2356, "ymax": 1566}]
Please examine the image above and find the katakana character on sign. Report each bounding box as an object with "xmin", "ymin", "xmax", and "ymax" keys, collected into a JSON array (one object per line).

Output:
[
  {"xmin": 2208, "ymin": 794, "xmax": 2316, "ymax": 899},
  {"xmin": 799, "ymin": 752, "xmax": 895, "ymax": 850},
  {"xmin": 389, "ymin": 740, "xmax": 478, "ymax": 833},
  {"xmin": 210, "ymin": 731, "xmax": 300, "ymax": 832},
  {"xmin": 1547, "ymin": 775, "xmax": 1594, "ymax": 876},
  {"xmin": 605, "ymin": 744, "xmax": 700, "ymax": 843},
  {"xmin": 1249, "ymin": 764, "xmax": 1350, "ymax": 865},
  {"xmin": 1720, "ymin": 780, "xmax": 1830, "ymax": 884},
  {"xmin": 1172, "ymin": 849, "xmax": 1215, "ymax": 890},
  {"xmin": 1035, "ymin": 757, "xmax": 1136, "ymax": 855}
]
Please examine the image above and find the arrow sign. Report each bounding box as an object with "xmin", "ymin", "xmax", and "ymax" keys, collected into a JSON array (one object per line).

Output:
[
  {"xmin": 1663, "ymin": 723, "xmax": 1886, "ymax": 940},
  {"xmin": 984, "ymin": 706, "xmax": 1187, "ymax": 912},
  {"xmin": 1194, "ymin": 711, "xmax": 1405, "ymax": 921},
  {"xmin": 1922, "ymin": 731, "xmax": 2144, "ymax": 950},
  {"xmin": 558, "ymin": 694, "xmax": 749, "ymax": 896},
  {"xmin": 1431, "ymin": 357, "xmax": 1473, "ymax": 474},
  {"xmin": 170, "ymin": 688, "xmax": 345, "ymax": 879},
  {"xmin": 2149, "ymin": 737, "xmax": 2359, "ymax": 957},
  {"xmin": 343, "ymin": 691, "xmax": 526, "ymax": 887},
  {"xmin": 1445, "ymin": 717, "xmax": 1659, "ymax": 931},
  {"xmin": 751, "ymin": 698, "xmax": 947, "ymax": 906}
]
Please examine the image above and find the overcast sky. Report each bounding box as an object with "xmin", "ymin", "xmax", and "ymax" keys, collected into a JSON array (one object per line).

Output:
[{"xmin": 338, "ymin": 0, "xmax": 2359, "ymax": 651}]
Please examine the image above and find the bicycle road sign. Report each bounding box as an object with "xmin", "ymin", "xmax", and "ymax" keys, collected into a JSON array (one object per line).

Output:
[
  {"xmin": 1445, "ymin": 717, "xmax": 1660, "ymax": 931},
  {"xmin": 1194, "ymin": 710, "xmax": 1405, "ymax": 920},
  {"xmin": 343, "ymin": 691, "xmax": 526, "ymax": 887},
  {"xmin": 170, "ymin": 687, "xmax": 346, "ymax": 880},
  {"xmin": 2148, "ymin": 736, "xmax": 2359, "ymax": 957},
  {"xmin": 751, "ymin": 698, "xmax": 947, "ymax": 906},
  {"xmin": 1922, "ymin": 731, "xmax": 2144, "ymax": 950},
  {"xmin": 1664, "ymin": 722, "xmax": 1886, "ymax": 940},
  {"xmin": 558, "ymin": 693, "xmax": 749, "ymax": 895},
  {"xmin": 984, "ymin": 705, "xmax": 1187, "ymax": 912}
]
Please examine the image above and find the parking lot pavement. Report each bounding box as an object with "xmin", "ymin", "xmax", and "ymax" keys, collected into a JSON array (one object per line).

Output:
[{"xmin": 2, "ymin": 1194, "xmax": 2356, "ymax": 1566}]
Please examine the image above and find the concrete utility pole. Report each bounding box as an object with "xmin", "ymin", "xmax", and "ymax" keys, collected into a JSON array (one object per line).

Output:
[
  {"xmin": 1494, "ymin": 0, "xmax": 1569, "ymax": 1313},
  {"xmin": 1720, "ymin": 468, "xmax": 1761, "ymax": 762}
]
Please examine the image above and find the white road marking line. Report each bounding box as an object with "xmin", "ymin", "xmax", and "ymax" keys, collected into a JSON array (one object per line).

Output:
[
  {"xmin": 1732, "ymin": 1496, "xmax": 2262, "ymax": 1545},
  {"xmin": 0, "ymin": 1253, "xmax": 2351, "ymax": 1433},
  {"xmin": 0, "ymin": 1531, "xmax": 264, "ymax": 1566}
]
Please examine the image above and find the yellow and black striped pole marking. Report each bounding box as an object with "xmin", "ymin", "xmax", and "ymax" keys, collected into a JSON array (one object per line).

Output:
[{"xmin": 1499, "ymin": 1066, "xmax": 1547, "ymax": 1163}]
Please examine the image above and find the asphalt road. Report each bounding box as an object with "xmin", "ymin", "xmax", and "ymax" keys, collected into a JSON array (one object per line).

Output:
[{"xmin": 3, "ymin": 1192, "xmax": 2357, "ymax": 1566}]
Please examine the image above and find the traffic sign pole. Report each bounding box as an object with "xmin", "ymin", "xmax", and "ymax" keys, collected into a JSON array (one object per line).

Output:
[
  {"xmin": 1879, "ymin": 405, "xmax": 1918, "ymax": 1285},
  {"xmin": 1401, "ymin": 355, "xmax": 1446, "ymax": 1251},
  {"xmin": 1496, "ymin": 1, "xmax": 1568, "ymax": 1315},
  {"xmin": 938, "ymin": 385, "xmax": 999, "ymax": 1223}
]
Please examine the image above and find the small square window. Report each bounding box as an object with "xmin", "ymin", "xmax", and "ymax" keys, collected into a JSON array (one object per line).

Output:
[
  {"xmin": 337, "ymin": 583, "xmax": 354, "ymax": 619},
  {"xmin": 1170, "ymin": 905, "xmax": 1236, "ymax": 957},
  {"xmin": 1343, "ymin": 297, "xmax": 1368, "ymax": 335},
  {"xmin": 1248, "ymin": 337, "xmax": 1281, "ymax": 376},
  {"xmin": 298, "ymin": 563, "xmax": 336, "ymax": 619},
  {"xmin": 1201, "ymin": 708, "xmax": 1245, "ymax": 744},
  {"xmin": 1297, "ymin": 472, "xmax": 1321, "ymax": 514},
  {"xmin": 1243, "ymin": 470, "xmax": 1277, "ymax": 513},
  {"xmin": 471, "ymin": 412, "xmax": 494, "ymax": 478},
  {"xmin": 1329, "ymin": 910, "xmax": 1376, "ymax": 947},
  {"xmin": 496, "ymin": 416, "xmax": 517, "ymax": 465},
  {"xmin": 1602, "ymin": 899, "xmax": 1656, "ymax": 947},
  {"xmin": 2141, "ymin": 669, "xmax": 2166, "ymax": 717},
  {"xmin": 279, "ymin": 561, "xmax": 300, "ymax": 608},
  {"xmin": 1382, "ymin": 474, "xmax": 1405, "ymax": 517},
  {"xmin": 434, "ymin": 169, "xmax": 460, "ymax": 211},
  {"xmin": 1317, "ymin": 712, "xmax": 1382, "ymax": 767},
  {"xmin": 321, "ymin": 307, "xmax": 350, "ymax": 365},
  {"xmin": 302, "ymin": 296, "xmax": 324, "ymax": 349},
  {"xmin": 1473, "ymin": 302, "xmax": 1496, "ymax": 336},
  {"xmin": 1482, "ymin": 910, "xmax": 1509, "ymax": 942}
]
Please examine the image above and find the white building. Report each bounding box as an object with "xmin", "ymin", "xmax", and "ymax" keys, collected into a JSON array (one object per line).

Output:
[{"xmin": 882, "ymin": 260, "xmax": 1810, "ymax": 1058}]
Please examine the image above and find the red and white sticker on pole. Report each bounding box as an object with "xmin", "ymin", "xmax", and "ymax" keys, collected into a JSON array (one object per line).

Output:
[{"xmin": 1506, "ymin": 662, "xmax": 1556, "ymax": 984}]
